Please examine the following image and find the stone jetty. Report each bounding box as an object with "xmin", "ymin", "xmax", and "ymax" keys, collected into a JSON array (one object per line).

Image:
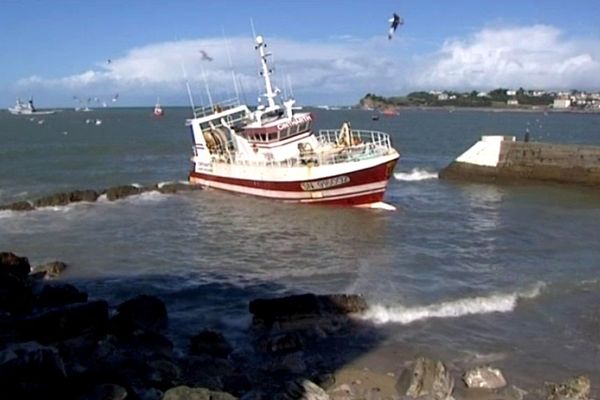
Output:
[{"xmin": 439, "ymin": 135, "xmax": 600, "ymax": 186}]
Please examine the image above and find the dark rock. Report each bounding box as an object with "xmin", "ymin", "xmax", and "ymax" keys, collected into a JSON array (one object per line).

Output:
[
  {"xmin": 32, "ymin": 260, "xmax": 68, "ymax": 278},
  {"xmin": 105, "ymin": 185, "xmax": 143, "ymax": 201},
  {"xmin": 162, "ymin": 385, "xmax": 237, "ymax": 400},
  {"xmin": 34, "ymin": 192, "xmax": 71, "ymax": 207},
  {"xmin": 249, "ymin": 293, "xmax": 367, "ymax": 325},
  {"xmin": 37, "ymin": 283, "xmax": 88, "ymax": 308},
  {"xmin": 79, "ymin": 383, "xmax": 128, "ymax": 400},
  {"xmin": 158, "ymin": 182, "xmax": 199, "ymax": 194},
  {"xmin": 0, "ymin": 253, "xmax": 33, "ymax": 314},
  {"xmin": 69, "ymin": 189, "xmax": 99, "ymax": 203},
  {"xmin": 266, "ymin": 332, "xmax": 304, "ymax": 354},
  {"xmin": 120, "ymin": 330, "xmax": 174, "ymax": 359},
  {"xmin": 177, "ymin": 355, "xmax": 235, "ymax": 390},
  {"xmin": 1, "ymin": 252, "xmax": 31, "ymax": 280},
  {"xmin": 0, "ymin": 341, "xmax": 67, "ymax": 385},
  {"xmin": 16, "ymin": 300, "xmax": 109, "ymax": 344},
  {"xmin": 396, "ymin": 357, "xmax": 454, "ymax": 400},
  {"xmin": 189, "ymin": 329, "xmax": 233, "ymax": 358},
  {"xmin": 110, "ymin": 294, "xmax": 168, "ymax": 336},
  {"xmin": 147, "ymin": 359, "xmax": 181, "ymax": 389},
  {"xmin": 0, "ymin": 200, "xmax": 34, "ymax": 211},
  {"xmin": 545, "ymin": 375, "xmax": 590, "ymax": 400},
  {"xmin": 222, "ymin": 373, "xmax": 253, "ymax": 397}
]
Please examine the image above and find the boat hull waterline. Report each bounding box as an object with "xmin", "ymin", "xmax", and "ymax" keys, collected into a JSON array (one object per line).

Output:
[{"xmin": 189, "ymin": 157, "xmax": 398, "ymax": 206}]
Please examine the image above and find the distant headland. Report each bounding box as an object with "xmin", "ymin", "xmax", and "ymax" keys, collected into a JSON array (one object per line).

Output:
[{"xmin": 359, "ymin": 88, "xmax": 600, "ymax": 112}]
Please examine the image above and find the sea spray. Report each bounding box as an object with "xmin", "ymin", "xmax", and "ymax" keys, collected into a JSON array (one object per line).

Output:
[
  {"xmin": 394, "ymin": 168, "xmax": 438, "ymax": 181},
  {"xmin": 361, "ymin": 282, "xmax": 545, "ymax": 325}
]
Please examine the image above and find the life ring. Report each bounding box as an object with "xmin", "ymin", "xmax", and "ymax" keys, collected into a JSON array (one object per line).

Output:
[{"xmin": 252, "ymin": 144, "xmax": 259, "ymax": 153}]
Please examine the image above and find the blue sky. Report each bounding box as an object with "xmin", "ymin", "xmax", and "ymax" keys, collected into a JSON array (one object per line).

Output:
[{"xmin": 2, "ymin": 0, "xmax": 600, "ymax": 107}]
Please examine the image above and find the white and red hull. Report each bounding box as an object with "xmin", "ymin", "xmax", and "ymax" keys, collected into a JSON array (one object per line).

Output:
[{"xmin": 189, "ymin": 155, "xmax": 398, "ymax": 206}]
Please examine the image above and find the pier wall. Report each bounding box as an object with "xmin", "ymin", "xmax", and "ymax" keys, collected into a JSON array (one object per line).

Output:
[{"xmin": 439, "ymin": 136, "xmax": 600, "ymax": 186}]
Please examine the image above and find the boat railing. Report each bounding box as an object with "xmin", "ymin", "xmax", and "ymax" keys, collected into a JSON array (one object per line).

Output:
[
  {"xmin": 200, "ymin": 129, "xmax": 396, "ymax": 168},
  {"xmin": 193, "ymin": 97, "xmax": 242, "ymax": 118},
  {"xmin": 316, "ymin": 129, "xmax": 394, "ymax": 150}
]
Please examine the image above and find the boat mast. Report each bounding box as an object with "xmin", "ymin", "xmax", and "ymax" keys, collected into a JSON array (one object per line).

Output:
[{"xmin": 255, "ymin": 35, "xmax": 277, "ymax": 109}]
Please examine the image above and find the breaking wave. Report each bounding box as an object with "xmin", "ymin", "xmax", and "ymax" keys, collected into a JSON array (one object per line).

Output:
[
  {"xmin": 361, "ymin": 282, "xmax": 545, "ymax": 325},
  {"xmin": 394, "ymin": 168, "xmax": 438, "ymax": 181}
]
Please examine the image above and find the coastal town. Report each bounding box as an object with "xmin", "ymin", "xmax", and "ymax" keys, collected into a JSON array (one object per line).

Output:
[{"xmin": 360, "ymin": 88, "xmax": 600, "ymax": 111}]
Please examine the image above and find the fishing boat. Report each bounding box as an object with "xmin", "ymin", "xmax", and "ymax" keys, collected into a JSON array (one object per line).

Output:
[
  {"xmin": 153, "ymin": 98, "xmax": 164, "ymax": 117},
  {"xmin": 8, "ymin": 98, "xmax": 56, "ymax": 115},
  {"xmin": 185, "ymin": 35, "xmax": 400, "ymax": 208}
]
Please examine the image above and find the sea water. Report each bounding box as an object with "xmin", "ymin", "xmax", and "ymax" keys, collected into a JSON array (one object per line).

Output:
[{"xmin": 1, "ymin": 107, "xmax": 600, "ymax": 390}]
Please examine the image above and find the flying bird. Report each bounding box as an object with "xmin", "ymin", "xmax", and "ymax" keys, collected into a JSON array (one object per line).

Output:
[
  {"xmin": 199, "ymin": 50, "xmax": 213, "ymax": 62},
  {"xmin": 107, "ymin": 59, "xmax": 112, "ymax": 64},
  {"xmin": 388, "ymin": 12, "xmax": 404, "ymax": 40},
  {"xmin": 112, "ymin": 93, "xmax": 119, "ymax": 102}
]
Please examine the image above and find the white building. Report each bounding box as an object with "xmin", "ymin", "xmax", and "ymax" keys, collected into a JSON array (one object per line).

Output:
[
  {"xmin": 553, "ymin": 98, "xmax": 571, "ymax": 109},
  {"xmin": 438, "ymin": 93, "xmax": 449, "ymax": 101},
  {"xmin": 506, "ymin": 90, "xmax": 517, "ymax": 96},
  {"xmin": 507, "ymin": 99, "xmax": 519, "ymax": 106}
]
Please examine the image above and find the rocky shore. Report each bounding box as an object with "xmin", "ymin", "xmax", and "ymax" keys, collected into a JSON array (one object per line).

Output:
[
  {"xmin": 0, "ymin": 182, "xmax": 203, "ymax": 212},
  {"xmin": 0, "ymin": 251, "xmax": 593, "ymax": 400}
]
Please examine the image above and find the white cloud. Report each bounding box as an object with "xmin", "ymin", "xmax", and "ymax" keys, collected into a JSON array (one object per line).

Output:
[
  {"xmin": 12, "ymin": 25, "xmax": 600, "ymax": 105},
  {"xmin": 15, "ymin": 36, "xmax": 405, "ymax": 104},
  {"xmin": 413, "ymin": 25, "xmax": 600, "ymax": 90}
]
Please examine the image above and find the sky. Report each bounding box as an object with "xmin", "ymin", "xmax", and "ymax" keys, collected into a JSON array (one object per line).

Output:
[{"xmin": 2, "ymin": 0, "xmax": 600, "ymax": 107}]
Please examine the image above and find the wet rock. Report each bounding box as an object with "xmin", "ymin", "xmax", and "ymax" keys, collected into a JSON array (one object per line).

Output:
[
  {"xmin": 249, "ymin": 293, "xmax": 367, "ymax": 325},
  {"xmin": 16, "ymin": 300, "xmax": 109, "ymax": 344},
  {"xmin": 0, "ymin": 200, "xmax": 34, "ymax": 211},
  {"xmin": 34, "ymin": 192, "xmax": 71, "ymax": 207},
  {"xmin": 32, "ymin": 260, "xmax": 68, "ymax": 278},
  {"xmin": 105, "ymin": 185, "xmax": 143, "ymax": 201},
  {"xmin": 177, "ymin": 355, "xmax": 233, "ymax": 390},
  {"xmin": 162, "ymin": 385, "xmax": 237, "ymax": 400},
  {"xmin": 69, "ymin": 189, "xmax": 100, "ymax": 203},
  {"xmin": 280, "ymin": 379, "xmax": 330, "ymax": 400},
  {"xmin": 396, "ymin": 357, "xmax": 454, "ymax": 400},
  {"xmin": 463, "ymin": 365, "xmax": 507, "ymax": 389},
  {"xmin": 37, "ymin": 282, "xmax": 88, "ymax": 308},
  {"xmin": 110, "ymin": 294, "xmax": 168, "ymax": 336},
  {"xmin": 1, "ymin": 252, "xmax": 31, "ymax": 280},
  {"xmin": 79, "ymin": 383, "xmax": 128, "ymax": 400},
  {"xmin": 546, "ymin": 375, "xmax": 591, "ymax": 400},
  {"xmin": 222, "ymin": 373, "xmax": 253, "ymax": 397},
  {"xmin": 189, "ymin": 329, "xmax": 233, "ymax": 358}
]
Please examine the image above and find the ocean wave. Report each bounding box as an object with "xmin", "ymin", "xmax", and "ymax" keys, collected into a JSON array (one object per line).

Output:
[
  {"xmin": 394, "ymin": 168, "xmax": 438, "ymax": 181},
  {"xmin": 361, "ymin": 282, "xmax": 545, "ymax": 325}
]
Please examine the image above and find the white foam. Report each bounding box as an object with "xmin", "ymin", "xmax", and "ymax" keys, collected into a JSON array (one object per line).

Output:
[
  {"xmin": 356, "ymin": 201, "xmax": 396, "ymax": 211},
  {"xmin": 394, "ymin": 168, "xmax": 438, "ymax": 181},
  {"xmin": 361, "ymin": 282, "xmax": 545, "ymax": 325}
]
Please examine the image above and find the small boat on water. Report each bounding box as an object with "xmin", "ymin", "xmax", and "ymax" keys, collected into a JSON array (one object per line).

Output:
[
  {"xmin": 8, "ymin": 98, "xmax": 56, "ymax": 116},
  {"xmin": 153, "ymin": 98, "xmax": 164, "ymax": 117},
  {"xmin": 185, "ymin": 34, "xmax": 400, "ymax": 207}
]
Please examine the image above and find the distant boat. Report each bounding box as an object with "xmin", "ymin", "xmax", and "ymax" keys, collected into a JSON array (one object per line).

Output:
[
  {"xmin": 153, "ymin": 98, "xmax": 164, "ymax": 117},
  {"xmin": 8, "ymin": 98, "xmax": 56, "ymax": 116},
  {"xmin": 371, "ymin": 114, "xmax": 380, "ymax": 121},
  {"xmin": 381, "ymin": 107, "xmax": 398, "ymax": 117}
]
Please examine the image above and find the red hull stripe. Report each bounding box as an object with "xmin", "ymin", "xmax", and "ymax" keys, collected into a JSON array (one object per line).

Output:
[{"xmin": 189, "ymin": 159, "xmax": 397, "ymax": 192}]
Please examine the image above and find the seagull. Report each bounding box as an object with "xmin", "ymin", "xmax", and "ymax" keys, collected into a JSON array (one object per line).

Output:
[
  {"xmin": 107, "ymin": 59, "xmax": 112, "ymax": 64},
  {"xmin": 388, "ymin": 12, "xmax": 404, "ymax": 40},
  {"xmin": 199, "ymin": 50, "xmax": 213, "ymax": 62}
]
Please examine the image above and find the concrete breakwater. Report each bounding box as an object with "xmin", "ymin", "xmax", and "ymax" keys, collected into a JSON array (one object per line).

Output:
[
  {"xmin": 439, "ymin": 135, "xmax": 600, "ymax": 186},
  {"xmin": 0, "ymin": 182, "xmax": 204, "ymax": 212}
]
